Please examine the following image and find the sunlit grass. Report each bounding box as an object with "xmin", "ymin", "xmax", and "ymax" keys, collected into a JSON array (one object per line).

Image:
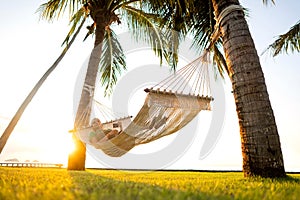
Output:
[{"xmin": 0, "ymin": 167, "xmax": 299, "ymax": 200}]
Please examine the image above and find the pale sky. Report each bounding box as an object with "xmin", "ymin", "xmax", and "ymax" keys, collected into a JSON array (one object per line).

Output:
[{"xmin": 0, "ymin": 0, "xmax": 299, "ymax": 171}]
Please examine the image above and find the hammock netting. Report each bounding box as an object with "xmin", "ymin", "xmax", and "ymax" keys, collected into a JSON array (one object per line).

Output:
[{"xmin": 74, "ymin": 56, "xmax": 213, "ymax": 157}]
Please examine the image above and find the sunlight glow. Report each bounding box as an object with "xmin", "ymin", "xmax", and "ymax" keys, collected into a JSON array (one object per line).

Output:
[{"xmin": 40, "ymin": 132, "xmax": 75, "ymax": 165}]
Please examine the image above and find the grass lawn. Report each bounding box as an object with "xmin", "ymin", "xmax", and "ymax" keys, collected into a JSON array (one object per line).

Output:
[{"xmin": 0, "ymin": 167, "xmax": 299, "ymax": 200}]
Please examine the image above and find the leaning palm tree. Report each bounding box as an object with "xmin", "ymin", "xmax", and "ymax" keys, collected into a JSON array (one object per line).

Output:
[
  {"xmin": 209, "ymin": 0, "xmax": 285, "ymax": 178},
  {"xmin": 38, "ymin": 0, "xmax": 165, "ymax": 170},
  {"xmin": 146, "ymin": 0, "xmax": 285, "ymax": 177},
  {"xmin": 0, "ymin": 9, "xmax": 87, "ymax": 154},
  {"xmin": 265, "ymin": 20, "xmax": 300, "ymax": 56}
]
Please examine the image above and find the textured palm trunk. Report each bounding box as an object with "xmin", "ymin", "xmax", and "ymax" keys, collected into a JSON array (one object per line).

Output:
[
  {"xmin": 67, "ymin": 10, "xmax": 109, "ymax": 170},
  {"xmin": 211, "ymin": 0, "xmax": 285, "ymax": 177}
]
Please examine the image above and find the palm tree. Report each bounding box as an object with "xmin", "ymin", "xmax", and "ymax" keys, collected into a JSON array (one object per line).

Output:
[
  {"xmin": 210, "ymin": 0, "xmax": 285, "ymax": 178},
  {"xmin": 146, "ymin": 0, "xmax": 285, "ymax": 177},
  {"xmin": 38, "ymin": 0, "xmax": 164, "ymax": 170},
  {"xmin": 0, "ymin": 9, "xmax": 87, "ymax": 154},
  {"xmin": 265, "ymin": 20, "xmax": 300, "ymax": 56}
]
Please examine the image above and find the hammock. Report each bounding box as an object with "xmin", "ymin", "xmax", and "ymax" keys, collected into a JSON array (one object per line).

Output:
[{"xmin": 73, "ymin": 56, "xmax": 213, "ymax": 157}]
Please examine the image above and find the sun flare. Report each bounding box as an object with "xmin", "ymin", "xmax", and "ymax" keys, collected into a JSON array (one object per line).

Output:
[
  {"xmin": 10, "ymin": 123, "xmax": 76, "ymax": 166},
  {"xmin": 42, "ymin": 133, "xmax": 75, "ymax": 165}
]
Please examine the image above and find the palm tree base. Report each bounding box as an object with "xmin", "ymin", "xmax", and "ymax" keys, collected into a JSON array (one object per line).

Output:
[
  {"xmin": 67, "ymin": 138, "xmax": 86, "ymax": 171},
  {"xmin": 243, "ymin": 166, "xmax": 286, "ymax": 178},
  {"xmin": 67, "ymin": 152, "xmax": 86, "ymax": 171}
]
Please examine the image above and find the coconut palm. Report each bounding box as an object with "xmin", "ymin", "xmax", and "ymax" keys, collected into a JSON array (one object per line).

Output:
[
  {"xmin": 0, "ymin": 9, "xmax": 87, "ymax": 154},
  {"xmin": 265, "ymin": 20, "xmax": 300, "ymax": 56},
  {"xmin": 209, "ymin": 0, "xmax": 285, "ymax": 178},
  {"xmin": 38, "ymin": 0, "xmax": 165, "ymax": 170},
  {"xmin": 146, "ymin": 0, "xmax": 285, "ymax": 177}
]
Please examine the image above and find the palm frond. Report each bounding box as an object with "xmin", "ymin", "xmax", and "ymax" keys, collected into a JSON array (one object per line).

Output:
[
  {"xmin": 264, "ymin": 21, "xmax": 300, "ymax": 56},
  {"xmin": 189, "ymin": 0, "xmax": 213, "ymax": 54},
  {"xmin": 189, "ymin": 1, "xmax": 229, "ymax": 78},
  {"xmin": 112, "ymin": 0, "xmax": 140, "ymax": 10},
  {"xmin": 143, "ymin": 0, "xmax": 194, "ymax": 70},
  {"xmin": 106, "ymin": 0, "xmax": 115, "ymax": 10},
  {"xmin": 142, "ymin": 0, "xmax": 179, "ymax": 15},
  {"xmin": 99, "ymin": 30, "xmax": 126, "ymax": 96},
  {"xmin": 212, "ymin": 44, "xmax": 228, "ymax": 79},
  {"xmin": 262, "ymin": 0, "xmax": 275, "ymax": 5},
  {"xmin": 121, "ymin": 5, "xmax": 165, "ymax": 64},
  {"xmin": 62, "ymin": 7, "xmax": 88, "ymax": 46},
  {"xmin": 37, "ymin": 0, "xmax": 82, "ymax": 21},
  {"xmin": 144, "ymin": 0, "xmax": 227, "ymax": 78},
  {"xmin": 162, "ymin": 29, "xmax": 181, "ymax": 70}
]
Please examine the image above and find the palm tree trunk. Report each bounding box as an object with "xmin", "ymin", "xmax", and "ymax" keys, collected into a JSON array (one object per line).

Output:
[
  {"xmin": 0, "ymin": 18, "xmax": 86, "ymax": 155},
  {"xmin": 67, "ymin": 10, "xmax": 109, "ymax": 170},
  {"xmin": 211, "ymin": 0, "xmax": 285, "ymax": 177}
]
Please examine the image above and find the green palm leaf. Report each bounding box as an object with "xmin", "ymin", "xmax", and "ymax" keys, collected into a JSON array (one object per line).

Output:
[
  {"xmin": 151, "ymin": 0, "xmax": 227, "ymax": 76},
  {"xmin": 189, "ymin": 0, "xmax": 231, "ymax": 78},
  {"xmin": 99, "ymin": 29, "xmax": 126, "ymax": 96},
  {"xmin": 262, "ymin": 0, "xmax": 275, "ymax": 5},
  {"xmin": 62, "ymin": 6, "xmax": 88, "ymax": 46},
  {"xmin": 190, "ymin": 0, "xmax": 213, "ymax": 54},
  {"xmin": 144, "ymin": 0, "xmax": 193, "ymax": 70},
  {"xmin": 265, "ymin": 21, "xmax": 300, "ymax": 56},
  {"xmin": 162, "ymin": 29, "xmax": 180, "ymax": 70},
  {"xmin": 212, "ymin": 44, "xmax": 228, "ymax": 78},
  {"xmin": 160, "ymin": 5, "xmax": 191, "ymax": 70},
  {"xmin": 121, "ymin": 5, "xmax": 164, "ymax": 64},
  {"xmin": 37, "ymin": 0, "xmax": 82, "ymax": 20}
]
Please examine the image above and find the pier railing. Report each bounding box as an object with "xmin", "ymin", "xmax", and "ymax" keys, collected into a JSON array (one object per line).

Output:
[{"xmin": 0, "ymin": 162, "xmax": 63, "ymax": 168}]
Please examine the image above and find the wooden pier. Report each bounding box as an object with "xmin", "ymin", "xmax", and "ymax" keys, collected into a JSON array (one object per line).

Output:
[{"xmin": 0, "ymin": 162, "xmax": 63, "ymax": 168}]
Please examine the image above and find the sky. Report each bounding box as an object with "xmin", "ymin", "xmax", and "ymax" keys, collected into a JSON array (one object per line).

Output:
[{"xmin": 0, "ymin": 0, "xmax": 299, "ymax": 171}]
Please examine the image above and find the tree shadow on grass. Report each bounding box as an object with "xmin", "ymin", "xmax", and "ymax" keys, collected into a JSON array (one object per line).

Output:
[
  {"xmin": 275, "ymin": 174, "xmax": 300, "ymax": 183},
  {"xmin": 68, "ymin": 170, "xmax": 300, "ymax": 200},
  {"xmin": 245, "ymin": 173, "xmax": 300, "ymax": 184},
  {"xmin": 279, "ymin": 174, "xmax": 300, "ymax": 183},
  {"xmin": 67, "ymin": 170, "xmax": 232, "ymax": 200}
]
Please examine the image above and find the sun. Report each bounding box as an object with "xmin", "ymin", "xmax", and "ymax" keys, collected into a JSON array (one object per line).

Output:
[
  {"xmin": 18, "ymin": 126, "xmax": 77, "ymax": 165},
  {"xmin": 63, "ymin": 133, "xmax": 76, "ymax": 154},
  {"xmin": 42, "ymin": 133, "xmax": 75, "ymax": 165}
]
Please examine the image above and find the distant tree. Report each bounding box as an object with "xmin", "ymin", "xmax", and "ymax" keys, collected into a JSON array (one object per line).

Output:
[{"xmin": 5, "ymin": 158, "xmax": 19, "ymax": 162}]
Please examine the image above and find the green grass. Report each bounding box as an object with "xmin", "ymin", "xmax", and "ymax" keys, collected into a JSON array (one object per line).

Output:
[{"xmin": 0, "ymin": 168, "xmax": 299, "ymax": 200}]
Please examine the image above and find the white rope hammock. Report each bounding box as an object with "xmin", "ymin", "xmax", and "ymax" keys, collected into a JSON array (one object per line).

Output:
[{"xmin": 73, "ymin": 56, "xmax": 213, "ymax": 157}]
